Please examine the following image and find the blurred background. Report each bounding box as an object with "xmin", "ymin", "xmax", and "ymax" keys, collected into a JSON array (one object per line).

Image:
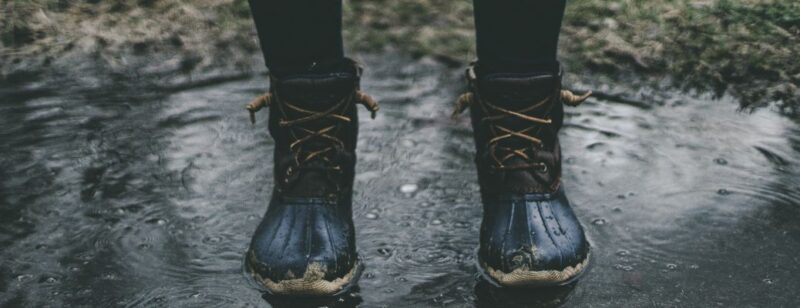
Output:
[
  {"xmin": 1, "ymin": 0, "xmax": 799, "ymax": 307},
  {"xmin": 2, "ymin": 0, "xmax": 798, "ymax": 111}
]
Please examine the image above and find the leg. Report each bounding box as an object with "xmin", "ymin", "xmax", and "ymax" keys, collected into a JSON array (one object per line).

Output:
[
  {"xmin": 456, "ymin": 0, "xmax": 592, "ymax": 287},
  {"xmin": 248, "ymin": 0, "xmax": 347, "ymax": 76},
  {"xmin": 473, "ymin": 0, "xmax": 566, "ymax": 74}
]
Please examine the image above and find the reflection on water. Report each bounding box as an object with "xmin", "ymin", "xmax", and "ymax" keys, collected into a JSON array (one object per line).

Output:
[
  {"xmin": 1, "ymin": 54, "xmax": 799, "ymax": 307},
  {"xmin": 261, "ymin": 287, "xmax": 363, "ymax": 308},
  {"xmin": 474, "ymin": 279, "xmax": 577, "ymax": 308}
]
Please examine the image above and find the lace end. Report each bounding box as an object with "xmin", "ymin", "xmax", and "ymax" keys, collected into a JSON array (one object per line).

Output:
[
  {"xmin": 356, "ymin": 91, "xmax": 380, "ymax": 119},
  {"xmin": 452, "ymin": 93, "xmax": 473, "ymax": 119},
  {"xmin": 246, "ymin": 94, "xmax": 272, "ymax": 125},
  {"xmin": 561, "ymin": 90, "xmax": 592, "ymax": 107}
]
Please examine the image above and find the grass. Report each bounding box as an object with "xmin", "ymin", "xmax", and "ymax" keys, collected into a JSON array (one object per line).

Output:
[
  {"xmin": 1, "ymin": 0, "xmax": 798, "ymax": 113},
  {"xmin": 562, "ymin": 0, "xmax": 800, "ymax": 113}
]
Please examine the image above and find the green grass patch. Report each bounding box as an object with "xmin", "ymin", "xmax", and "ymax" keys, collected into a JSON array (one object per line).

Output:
[{"xmin": 2, "ymin": 0, "xmax": 798, "ymax": 113}]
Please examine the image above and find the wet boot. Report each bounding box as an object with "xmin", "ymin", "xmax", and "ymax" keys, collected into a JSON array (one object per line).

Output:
[
  {"xmin": 245, "ymin": 59, "xmax": 378, "ymax": 296},
  {"xmin": 453, "ymin": 63, "xmax": 591, "ymax": 287}
]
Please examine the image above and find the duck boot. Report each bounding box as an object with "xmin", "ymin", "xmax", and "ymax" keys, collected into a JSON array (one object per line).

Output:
[
  {"xmin": 245, "ymin": 59, "xmax": 378, "ymax": 297},
  {"xmin": 453, "ymin": 63, "xmax": 592, "ymax": 287}
]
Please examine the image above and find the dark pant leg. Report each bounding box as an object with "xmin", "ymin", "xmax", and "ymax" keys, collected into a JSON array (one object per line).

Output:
[
  {"xmin": 247, "ymin": 0, "xmax": 346, "ymax": 76},
  {"xmin": 473, "ymin": 0, "xmax": 567, "ymax": 75}
]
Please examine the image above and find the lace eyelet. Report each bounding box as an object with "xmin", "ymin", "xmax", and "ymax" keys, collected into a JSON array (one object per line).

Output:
[
  {"xmin": 326, "ymin": 193, "xmax": 338, "ymax": 203},
  {"xmin": 537, "ymin": 163, "xmax": 548, "ymax": 173}
]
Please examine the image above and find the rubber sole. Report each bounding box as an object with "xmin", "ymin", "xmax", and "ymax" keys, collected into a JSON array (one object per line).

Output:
[
  {"xmin": 244, "ymin": 251, "xmax": 364, "ymax": 298},
  {"xmin": 476, "ymin": 249, "xmax": 592, "ymax": 288}
]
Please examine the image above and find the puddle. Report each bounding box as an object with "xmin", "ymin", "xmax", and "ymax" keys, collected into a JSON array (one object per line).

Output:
[{"xmin": 1, "ymin": 55, "xmax": 799, "ymax": 307}]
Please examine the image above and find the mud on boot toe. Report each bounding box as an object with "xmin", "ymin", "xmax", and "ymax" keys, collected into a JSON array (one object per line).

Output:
[
  {"xmin": 247, "ymin": 198, "xmax": 362, "ymax": 296},
  {"xmin": 477, "ymin": 189, "xmax": 591, "ymax": 287}
]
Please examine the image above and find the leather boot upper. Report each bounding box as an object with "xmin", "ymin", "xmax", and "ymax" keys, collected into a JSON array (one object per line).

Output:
[{"xmin": 457, "ymin": 65, "xmax": 575, "ymax": 195}]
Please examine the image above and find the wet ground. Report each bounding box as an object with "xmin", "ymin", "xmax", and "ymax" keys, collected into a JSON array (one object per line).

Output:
[{"xmin": 1, "ymin": 55, "xmax": 799, "ymax": 307}]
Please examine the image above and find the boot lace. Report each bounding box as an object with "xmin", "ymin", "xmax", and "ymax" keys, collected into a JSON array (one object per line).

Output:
[
  {"xmin": 452, "ymin": 86, "xmax": 590, "ymax": 172},
  {"xmin": 246, "ymin": 90, "xmax": 379, "ymax": 187}
]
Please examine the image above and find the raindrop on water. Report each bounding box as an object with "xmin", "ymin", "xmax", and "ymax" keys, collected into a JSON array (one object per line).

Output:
[
  {"xmin": 717, "ymin": 188, "xmax": 731, "ymax": 195},
  {"xmin": 145, "ymin": 218, "xmax": 167, "ymax": 225},
  {"xmin": 365, "ymin": 212, "xmax": 379, "ymax": 219},
  {"xmin": 400, "ymin": 139, "xmax": 416, "ymax": 147},
  {"xmin": 666, "ymin": 263, "xmax": 678, "ymax": 270},
  {"xmin": 377, "ymin": 248, "xmax": 392, "ymax": 256},
  {"xmin": 762, "ymin": 278, "xmax": 774, "ymax": 284},
  {"xmin": 592, "ymin": 218, "xmax": 606, "ymax": 225},
  {"xmin": 16, "ymin": 274, "xmax": 33, "ymax": 282},
  {"xmin": 99, "ymin": 273, "xmax": 116, "ymax": 281},
  {"xmin": 202, "ymin": 236, "xmax": 222, "ymax": 244},
  {"xmin": 616, "ymin": 249, "xmax": 630, "ymax": 257},
  {"xmin": 400, "ymin": 183, "xmax": 418, "ymax": 194},
  {"xmin": 418, "ymin": 201, "xmax": 434, "ymax": 208},
  {"xmin": 713, "ymin": 158, "xmax": 728, "ymax": 165},
  {"xmin": 614, "ymin": 264, "xmax": 634, "ymax": 271},
  {"xmin": 453, "ymin": 221, "xmax": 470, "ymax": 228},
  {"xmin": 431, "ymin": 219, "xmax": 443, "ymax": 225},
  {"xmin": 40, "ymin": 276, "xmax": 59, "ymax": 284}
]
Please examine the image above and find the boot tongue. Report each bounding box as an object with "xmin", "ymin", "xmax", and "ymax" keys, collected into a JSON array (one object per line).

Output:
[
  {"xmin": 274, "ymin": 72, "xmax": 358, "ymax": 150},
  {"xmin": 273, "ymin": 73, "xmax": 358, "ymax": 198},
  {"xmin": 275, "ymin": 72, "xmax": 358, "ymax": 111},
  {"xmin": 477, "ymin": 73, "xmax": 558, "ymax": 111},
  {"xmin": 477, "ymin": 73, "xmax": 558, "ymax": 150}
]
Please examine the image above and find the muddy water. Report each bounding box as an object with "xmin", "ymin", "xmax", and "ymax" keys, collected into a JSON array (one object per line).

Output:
[{"xmin": 1, "ymin": 55, "xmax": 799, "ymax": 307}]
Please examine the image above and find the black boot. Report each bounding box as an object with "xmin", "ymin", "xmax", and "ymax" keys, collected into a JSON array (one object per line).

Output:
[
  {"xmin": 245, "ymin": 59, "xmax": 378, "ymax": 296},
  {"xmin": 454, "ymin": 63, "xmax": 591, "ymax": 287}
]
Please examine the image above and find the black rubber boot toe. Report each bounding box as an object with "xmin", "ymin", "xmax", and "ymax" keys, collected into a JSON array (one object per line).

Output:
[
  {"xmin": 478, "ymin": 188, "xmax": 590, "ymax": 287},
  {"xmin": 248, "ymin": 198, "xmax": 360, "ymax": 296}
]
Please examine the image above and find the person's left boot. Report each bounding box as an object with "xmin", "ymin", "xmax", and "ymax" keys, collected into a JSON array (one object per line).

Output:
[{"xmin": 453, "ymin": 63, "xmax": 592, "ymax": 287}]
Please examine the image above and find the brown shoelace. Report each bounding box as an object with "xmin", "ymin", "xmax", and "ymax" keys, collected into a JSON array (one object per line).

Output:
[
  {"xmin": 452, "ymin": 89, "xmax": 590, "ymax": 171},
  {"xmin": 246, "ymin": 90, "xmax": 378, "ymax": 184}
]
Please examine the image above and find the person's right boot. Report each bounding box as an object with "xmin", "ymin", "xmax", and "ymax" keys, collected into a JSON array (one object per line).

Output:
[{"xmin": 245, "ymin": 59, "xmax": 378, "ymax": 297}]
